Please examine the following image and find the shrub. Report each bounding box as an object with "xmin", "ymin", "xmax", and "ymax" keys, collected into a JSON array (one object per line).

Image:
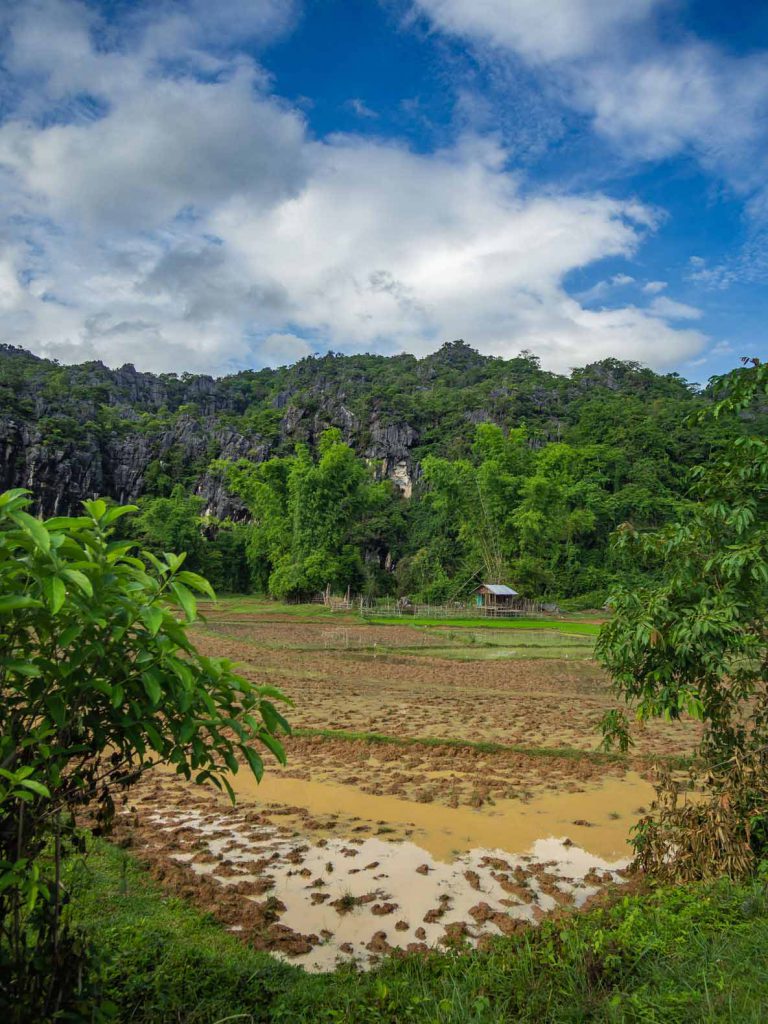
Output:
[{"xmin": 0, "ymin": 489, "xmax": 291, "ymax": 1020}]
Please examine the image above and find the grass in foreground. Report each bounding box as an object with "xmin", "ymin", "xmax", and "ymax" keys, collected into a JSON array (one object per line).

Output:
[{"xmin": 69, "ymin": 840, "xmax": 768, "ymax": 1023}]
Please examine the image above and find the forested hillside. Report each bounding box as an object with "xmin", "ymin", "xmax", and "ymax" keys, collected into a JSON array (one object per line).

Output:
[{"xmin": 1, "ymin": 340, "xmax": 762, "ymax": 602}]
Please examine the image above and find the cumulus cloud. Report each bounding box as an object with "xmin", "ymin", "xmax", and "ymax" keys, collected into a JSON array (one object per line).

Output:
[
  {"xmin": 579, "ymin": 44, "xmax": 768, "ymax": 192},
  {"xmin": 414, "ymin": 0, "xmax": 663, "ymax": 62},
  {"xmin": 414, "ymin": 1, "xmax": 768, "ymax": 217},
  {"xmin": 647, "ymin": 296, "xmax": 702, "ymax": 320},
  {"xmin": 575, "ymin": 273, "xmax": 635, "ymax": 303},
  {"xmin": 0, "ymin": 64, "xmax": 308, "ymax": 231},
  {"xmin": 0, "ymin": 0, "xmax": 707, "ymax": 373},
  {"xmin": 260, "ymin": 333, "xmax": 316, "ymax": 365}
]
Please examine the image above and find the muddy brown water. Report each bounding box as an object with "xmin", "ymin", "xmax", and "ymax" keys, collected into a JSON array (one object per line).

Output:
[
  {"xmin": 226, "ymin": 769, "xmax": 655, "ymax": 861},
  {"xmin": 139, "ymin": 767, "xmax": 654, "ymax": 972}
]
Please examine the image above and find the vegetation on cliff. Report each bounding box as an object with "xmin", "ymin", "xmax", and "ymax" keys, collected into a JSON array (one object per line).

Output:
[{"xmin": 2, "ymin": 342, "xmax": 764, "ymax": 604}]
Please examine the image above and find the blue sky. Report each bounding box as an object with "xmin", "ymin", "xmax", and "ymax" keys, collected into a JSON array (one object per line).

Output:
[{"xmin": 0, "ymin": 0, "xmax": 766, "ymax": 382}]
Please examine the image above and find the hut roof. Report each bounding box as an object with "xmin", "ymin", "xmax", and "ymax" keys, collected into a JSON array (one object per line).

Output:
[{"xmin": 479, "ymin": 584, "xmax": 518, "ymax": 596}]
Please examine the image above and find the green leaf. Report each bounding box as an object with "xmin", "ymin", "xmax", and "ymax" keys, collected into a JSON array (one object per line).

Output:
[
  {"xmin": 62, "ymin": 568, "xmax": 93, "ymax": 597},
  {"xmin": 176, "ymin": 571, "xmax": 216, "ymax": 599},
  {"xmin": 44, "ymin": 516, "xmax": 93, "ymax": 530},
  {"xmin": 1, "ymin": 661, "xmax": 42, "ymax": 678},
  {"xmin": 141, "ymin": 671, "xmax": 162, "ymax": 706},
  {"xmin": 144, "ymin": 721, "xmax": 165, "ymax": 751},
  {"xmin": 19, "ymin": 778, "xmax": 51, "ymax": 798},
  {"xmin": 0, "ymin": 487, "xmax": 30, "ymax": 508},
  {"xmin": 83, "ymin": 498, "xmax": 107, "ymax": 521},
  {"xmin": 142, "ymin": 550, "xmax": 168, "ymax": 575},
  {"xmin": 45, "ymin": 694, "xmax": 67, "ymax": 728},
  {"xmin": 10, "ymin": 510, "xmax": 51, "ymax": 554},
  {"xmin": 178, "ymin": 719, "xmax": 197, "ymax": 743},
  {"xmin": 140, "ymin": 605, "xmax": 164, "ymax": 637},
  {"xmin": 48, "ymin": 577, "xmax": 66, "ymax": 614},
  {"xmin": 105, "ymin": 540, "xmax": 138, "ymax": 564},
  {"xmin": 0, "ymin": 595, "xmax": 43, "ymax": 613},
  {"xmin": 220, "ymin": 774, "xmax": 235, "ymax": 803},
  {"xmin": 170, "ymin": 582, "xmax": 197, "ymax": 622},
  {"xmin": 257, "ymin": 685, "xmax": 292, "ymax": 705},
  {"xmin": 259, "ymin": 732, "xmax": 287, "ymax": 766},
  {"xmin": 59, "ymin": 624, "xmax": 83, "ymax": 647},
  {"xmin": 242, "ymin": 746, "xmax": 264, "ymax": 782},
  {"xmin": 164, "ymin": 552, "xmax": 187, "ymax": 573},
  {"xmin": 102, "ymin": 504, "xmax": 138, "ymax": 525},
  {"xmin": 260, "ymin": 700, "xmax": 292, "ymax": 736}
]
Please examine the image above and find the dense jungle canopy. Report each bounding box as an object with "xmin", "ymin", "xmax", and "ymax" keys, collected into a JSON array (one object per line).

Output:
[{"xmin": 1, "ymin": 341, "xmax": 765, "ymax": 603}]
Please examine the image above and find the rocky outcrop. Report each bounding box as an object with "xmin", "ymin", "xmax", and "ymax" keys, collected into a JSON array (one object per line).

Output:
[
  {"xmin": 0, "ymin": 419, "xmax": 104, "ymax": 515},
  {"xmin": 0, "ymin": 412, "xmax": 266, "ymax": 517},
  {"xmin": 365, "ymin": 422, "xmax": 419, "ymax": 496},
  {"xmin": 0, "ymin": 342, "xmax": 700, "ymax": 516}
]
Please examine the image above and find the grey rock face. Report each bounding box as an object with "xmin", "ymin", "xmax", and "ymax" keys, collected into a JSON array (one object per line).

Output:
[
  {"xmin": 0, "ymin": 355, "xmax": 425, "ymax": 515},
  {"xmin": 0, "ymin": 418, "xmax": 105, "ymax": 514},
  {"xmin": 364, "ymin": 421, "xmax": 420, "ymax": 494}
]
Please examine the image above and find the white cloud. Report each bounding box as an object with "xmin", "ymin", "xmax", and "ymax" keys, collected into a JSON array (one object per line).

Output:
[
  {"xmin": 346, "ymin": 98, "xmax": 379, "ymax": 119},
  {"xmin": 712, "ymin": 340, "xmax": 734, "ymax": 355},
  {"xmin": 414, "ymin": 2, "xmax": 768, "ymax": 215},
  {"xmin": 0, "ymin": 0, "xmax": 708, "ymax": 374},
  {"xmin": 642, "ymin": 280, "xmax": 667, "ymax": 294},
  {"xmin": 0, "ymin": 63, "xmax": 308, "ymax": 231},
  {"xmin": 685, "ymin": 339, "xmax": 735, "ymax": 368},
  {"xmin": 647, "ymin": 296, "xmax": 702, "ymax": 320},
  {"xmin": 414, "ymin": 0, "xmax": 663, "ymax": 62},
  {"xmin": 575, "ymin": 272, "xmax": 635, "ymax": 303},
  {"xmin": 579, "ymin": 44, "xmax": 768, "ymax": 191},
  {"xmin": 259, "ymin": 333, "xmax": 316, "ymax": 366}
]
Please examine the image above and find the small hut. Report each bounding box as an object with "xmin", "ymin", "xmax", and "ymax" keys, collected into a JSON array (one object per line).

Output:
[{"xmin": 474, "ymin": 583, "xmax": 519, "ymax": 611}]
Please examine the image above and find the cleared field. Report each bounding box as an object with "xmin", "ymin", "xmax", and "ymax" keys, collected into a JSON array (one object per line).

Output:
[{"xmin": 112, "ymin": 600, "xmax": 700, "ymax": 972}]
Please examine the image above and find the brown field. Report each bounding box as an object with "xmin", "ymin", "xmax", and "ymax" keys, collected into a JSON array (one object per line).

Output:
[{"xmin": 111, "ymin": 600, "xmax": 700, "ymax": 971}]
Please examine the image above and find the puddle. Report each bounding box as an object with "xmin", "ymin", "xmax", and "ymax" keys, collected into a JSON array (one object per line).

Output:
[
  {"xmin": 269, "ymin": 835, "xmax": 625, "ymax": 971},
  {"xmin": 221, "ymin": 768, "xmax": 654, "ymax": 861},
  {"xmin": 134, "ymin": 770, "xmax": 655, "ymax": 974},
  {"xmin": 136, "ymin": 766, "xmax": 654, "ymax": 972},
  {"xmin": 148, "ymin": 806, "xmax": 627, "ymax": 972}
]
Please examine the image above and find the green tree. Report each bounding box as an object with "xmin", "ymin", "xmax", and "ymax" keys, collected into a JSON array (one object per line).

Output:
[
  {"xmin": 0, "ymin": 490, "xmax": 291, "ymax": 1018},
  {"xmin": 130, "ymin": 485, "xmax": 207, "ymax": 569},
  {"xmin": 597, "ymin": 359, "xmax": 768, "ymax": 879},
  {"xmin": 219, "ymin": 430, "xmax": 400, "ymax": 600}
]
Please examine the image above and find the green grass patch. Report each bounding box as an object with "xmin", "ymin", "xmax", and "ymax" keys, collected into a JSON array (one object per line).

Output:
[
  {"xmin": 294, "ymin": 726, "xmax": 626, "ymax": 762},
  {"xmin": 201, "ymin": 597, "xmax": 353, "ymax": 619},
  {"xmin": 67, "ymin": 840, "xmax": 297, "ymax": 1023},
  {"xmin": 366, "ymin": 615, "xmax": 601, "ymax": 636},
  {"xmin": 396, "ymin": 644, "xmax": 594, "ymax": 661},
  {"xmin": 70, "ymin": 839, "xmax": 768, "ymax": 1022},
  {"xmin": 293, "ymin": 727, "xmax": 694, "ymax": 770}
]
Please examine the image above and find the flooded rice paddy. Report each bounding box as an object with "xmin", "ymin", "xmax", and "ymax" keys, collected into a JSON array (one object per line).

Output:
[{"xmin": 110, "ymin": 601, "xmax": 698, "ymax": 972}]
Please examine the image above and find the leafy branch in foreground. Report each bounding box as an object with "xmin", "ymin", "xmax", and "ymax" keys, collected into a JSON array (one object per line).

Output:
[
  {"xmin": 0, "ymin": 490, "xmax": 291, "ymax": 1020},
  {"xmin": 597, "ymin": 358, "xmax": 768, "ymax": 880}
]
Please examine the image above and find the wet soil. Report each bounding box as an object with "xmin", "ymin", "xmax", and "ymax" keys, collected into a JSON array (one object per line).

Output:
[
  {"xmin": 101, "ymin": 606, "xmax": 697, "ymax": 972},
  {"xmin": 190, "ymin": 620, "xmax": 700, "ymax": 757},
  {"xmin": 110, "ymin": 769, "xmax": 635, "ymax": 971}
]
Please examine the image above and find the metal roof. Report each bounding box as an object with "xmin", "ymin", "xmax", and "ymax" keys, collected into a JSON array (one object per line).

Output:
[{"xmin": 479, "ymin": 584, "xmax": 518, "ymax": 596}]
